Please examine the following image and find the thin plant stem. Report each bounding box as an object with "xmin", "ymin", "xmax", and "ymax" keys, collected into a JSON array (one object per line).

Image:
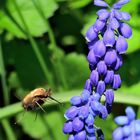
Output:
[
  {"xmin": 0, "ymin": 40, "xmax": 9, "ymax": 105},
  {"xmin": 1, "ymin": 91, "xmax": 140, "ymax": 121},
  {"xmin": 0, "ymin": 38, "xmax": 17, "ymax": 140},
  {"xmin": 32, "ymin": 0, "xmax": 68, "ymax": 90},
  {"xmin": 13, "ymin": 0, "xmax": 54, "ymax": 88},
  {"xmin": 1, "ymin": 119, "xmax": 17, "ymax": 140}
]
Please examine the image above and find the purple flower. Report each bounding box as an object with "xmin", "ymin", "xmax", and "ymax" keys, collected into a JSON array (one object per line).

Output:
[
  {"xmin": 63, "ymin": 0, "xmax": 132, "ymax": 139},
  {"xmin": 93, "ymin": 40, "xmax": 106, "ymax": 58},
  {"xmin": 86, "ymin": 26, "xmax": 98, "ymax": 42},
  {"xmin": 104, "ymin": 48, "xmax": 117, "ymax": 66},
  {"xmin": 103, "ymin": 27, "xmax": 115, "ymax": 47},
  {"xmin": 119, "ymin": 23, "xmax": 132, "ymax": 38},
  {"xmin": 112, "ymin": 107, "xmax": 140, "ymax": 140}
]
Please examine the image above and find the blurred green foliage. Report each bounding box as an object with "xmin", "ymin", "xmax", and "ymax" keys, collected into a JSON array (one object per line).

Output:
[{"xmin": 0, "ymin": 0, "xmax": 140, "ymax": 140}]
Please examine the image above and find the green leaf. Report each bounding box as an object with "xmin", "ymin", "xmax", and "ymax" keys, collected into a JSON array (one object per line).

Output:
[
  {"xmin": 68, "ymin": 0, "xmax": 92, "ymax": 9},
  {"xmin": 1, "ymin": 90, "xmax": 140, "ymax": 121},
  {"xmin": 119, "ymin": 82, "xmax": 140, "ymax": 96},
  {"xmin": 17, "ymin": 112, "xmax": 47, "ymax": 138},
  {"xmin": 121, "ymin": 0, "xmax": 140, "ymax": 14},
  {"xmin": 17, "ymin": 110, "xmax": 66, "ymax": 139},
  {"xmin": 95, "ymin": 114, "xmax": 115, "ymax": 140},
  {"xmin": 126, "ymin": 16, "xmax": 140, "ymax": 54},
  {"xmin": 0, "ymin": 0, "xmax": 58, "ymax": 38},
  {"xmin": 63, "ymin": 53, "xmax": 90, "ymax": 89}
]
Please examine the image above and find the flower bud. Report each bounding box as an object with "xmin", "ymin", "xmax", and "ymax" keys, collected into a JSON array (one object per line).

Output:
[
  {"xmin": 112, "ymin": 74, "xmax": 121, "ymax": 89},
  {"xmin": 65, "ymin": 106, "xmax": 78, "ymax": 119},
  {"xmin": 96, "ymin": 81, "xmax": 106, "ymax": 95},
  {"xmin": 110, "ymin": 17, "xmax": 120, "ymax": 30},
  {"xmin": 112, "ymin": 127, "xmax": 123, "ymax": 140},
  {"xmin": 91, "ymin": 93, "xmax": 101, "ymax": 101},
  {"xmin": 88, "ymin": 37, "xmax": 99, "ymax": 50},
  {"xmin": 74, "ymin": 131, "xmax": 86, "ymax": 140},
  {"xmin": 84, "ymin": 79, "xmax": 93, "ymax": 93},
  {"xmin": 114, "ymin": 10, "xmax": 123, "ymax": 20},
  {"xmin": 104, "ymin": 70, "xmax": 114, "ymax": 84},
  {"xmin": 99, "ymin": 105, "xmax": 108, "ymax": 119},
  {"xmin": 87, "ymin": 49, "xmax": 99, "ymax": 65},
  {"xmin": 63, "ymin": 121, "xmax": 73, "ymax": 134},
  {"xmin": 125, "ymin": 107, "xmax": 135, "ymax": 121},
  {"xmin": 115, "ymin": 116, "xmax": 129, "ymax": 125},
  {"xmin": 85, "ymin": 114, "xmax": 94, "ymax": 126},
  {"xmin": 68, "ymin": 135, "xmax": 74, "ymax": 140},
  {"xmin": 85, "ymin": 125, "xmax": 95, "ymax": 134},
  {"xmin": 122, "ymin": 126, "xmax": 131, "ymax": 137},
  {"xmin": 87, "ymin": 134, "xmax": 96, "ymax": 140},
  {"xmin": 121, "ymin": 12, "xmax": 131, "ymax": 21},
  {"xmin": 104, "ymin": 48, "xmax": 117, "ymax": 66},
  {"xmin": 135, "ymin": 122, "xmax": 140, "ymax": 135},
  {"xmin": 81, "ymin": 89, "xmax": 91, "ymax": 103},
  {"xmin": 93, "ymin": 19, "xmax": 106, "ymax": 32},
  {"xmin": 119, "ymin": 23, "xmax": 132, "ymax": 38},
  {"xmin": 117, "ymin": 0, "xmax": 130, "ymax": 5},
  {"xmin": 94, "ymin": 0, "xmax": 109, "ymax": 7},
  {"xmin": 86, "ymin": 26, "xmax": 98, "ymax": 42},
  {"xmin": 96, "ymin": 9, "xmax": 110, "ymax": 21},
  {"xmin": 79, "ymin": 106, "xmax": 89, "ymax": 119},
  {"xmin": 70, "ymin": 96, "xmax": 82, "ymax": 106},
  {"xmin": 114, "ymin": 55, "xmax": 123, "ymax": 71},
  {"xmin": 91, "ymin": 101, "xmax": 101, "ymax": 112},
  {"xmin": 72, "ymin": 117, "xmax": 84, "ymax": 132},
  {"xmin": 105, "ymin": 89, "xmax": 114, "ymax": 104},
  {"xmin": 116, "ymin": 36, "xmax": 128, "ymax": 54},
  {"xmin": 90, "ymin": 70, "xmax": 99, "ymax": 86},
  {"xmin": 97, "ymin": 61, "xmax": 107, "ymax": 75},
  {"xmin": 103, "ymin": 27, "xmax": 115, "ymax": 47},
  {"xmin": 93, "ymin": 40, "xmax": 106, "ymax": 58}
]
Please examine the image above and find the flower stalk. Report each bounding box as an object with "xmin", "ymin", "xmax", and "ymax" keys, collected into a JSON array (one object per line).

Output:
[{"xmin": 63, "ymin": 0, "xmax": 132, "ymax": 139}]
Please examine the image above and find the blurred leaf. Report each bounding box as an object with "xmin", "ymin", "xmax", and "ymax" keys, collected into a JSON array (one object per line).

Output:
[
  {"xmin": 8, "ymin": 71, "xmax": 21, "ymax": 89},
  {"xmin": 126, "ymin": 16, "xmax": 140, "ymax": 54},
  {"xmin": 121, "ymin": 0, "xmax": 140, "ymax": 14},
  {"xmin": 63, "ymin": 53, "xmax": 89, "ymax": 89},
  {"xmin": 68, "ymin": 0, "xmax": 92, "ymax": 9},
  {"xmin": 3, "ymin": 40, "xmax": 50, "ymax": 89},
  {"xmin": 17, "ymin": 111, "xmax": 66, "ymax": 140},
  {"xmin": 119, "ymin": 50, "xmax": 140, "ymax": 88},
  {"xmin": 0, "ymin": 0, "xmax": 58, "ymax": 38},
  {"xmin": 127, "ymin": 28, "xmax": 140, "ymax": 54},
  {"xmin": 119, "ymin": 82, "xmax": 140, "ymax": 96},
  {"xmin": 17, "ymin": 112, "xmax": 47, "ymax": 139},
  {"xmin": 95, "ymin": 114, "xmax": 115, "ymax": 140},
  {"xmin": 1, "ymin": 89, "xmax": 140, "ymax": 121}
]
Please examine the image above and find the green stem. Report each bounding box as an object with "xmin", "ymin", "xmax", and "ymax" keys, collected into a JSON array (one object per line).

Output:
[
  {"xmin": 32, "ymin": 0, "xmax": 68, "ymax": 90},
  {"xmin": 0, "ymin": 40, "xmax": 9, "ymax": 105},
  {"xmin": 1, "ymin": 91, "xmax": 140, "ymax": 121},
  {"xmin": 1, "ymin": 120, "xmax": 17, "ymax": 140},
  {"xmin": 13, "ymin": 0, "xmax": 54, "ymax": 88},
  {"xmin": 137, "ymin": 106, "xmax": 140, "ymax": 119},
  {"xmin": 0, "ymin": 38, "xmax": 17, "ymax": 140}
]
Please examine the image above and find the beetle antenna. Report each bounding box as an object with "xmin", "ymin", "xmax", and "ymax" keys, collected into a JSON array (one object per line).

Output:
[{"xmin": 35, "ymin": 101, "xmax": 46, "ymax": 113}]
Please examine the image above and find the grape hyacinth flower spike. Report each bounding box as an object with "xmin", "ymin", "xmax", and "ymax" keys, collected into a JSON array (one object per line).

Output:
[
  {"xmin": 112, "ymin": 107, "xmax": 140, "ymax": 140},
  {"xmin": 63, "ymin": 0, "xmax": 132, "ymax": 139}
]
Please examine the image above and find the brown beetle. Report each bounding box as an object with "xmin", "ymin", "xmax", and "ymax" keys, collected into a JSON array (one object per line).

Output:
[{"xmin": 22, "ymin": 88, "xmax": 61, "ymax": 112}]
